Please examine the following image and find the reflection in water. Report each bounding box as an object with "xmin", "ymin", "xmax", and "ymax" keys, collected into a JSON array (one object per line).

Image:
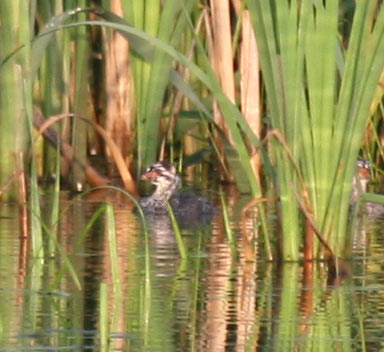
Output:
[{"xmin": 1, "ymin": 194, "xmax": 384, "ymax": 350}]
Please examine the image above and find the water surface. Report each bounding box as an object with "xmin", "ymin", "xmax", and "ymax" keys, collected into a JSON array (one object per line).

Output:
[{"xmin": 1, "ymin": 193, "xmax": 384, "ymax": 351}]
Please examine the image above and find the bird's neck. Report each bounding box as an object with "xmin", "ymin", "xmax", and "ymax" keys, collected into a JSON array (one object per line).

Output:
[
  {"xmin": 351, "ymin": 174, "xmax": 369, "ymax": 204},
  {"xmin": 152, "ymin": 175, "xmax": 181, "ymax": 204}
]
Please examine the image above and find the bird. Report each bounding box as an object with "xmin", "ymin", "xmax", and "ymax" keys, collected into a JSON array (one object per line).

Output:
[
  {"xmin": 139, "ymin": 162, "xmax": 216, "ymax": 224},
  {"xmin": 351, "ymin": 159, "xmax": 371, "ymax": 204},
  {"xmin": 351, "ymin": 159, "xmax": 384, "ymax": 216}
]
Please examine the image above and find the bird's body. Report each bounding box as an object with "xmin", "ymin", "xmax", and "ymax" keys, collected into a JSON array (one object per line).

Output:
[
  {"xmin": 139, "ymin": 162, "xmax": 216, "ymax": 223},
  {"xmin": 352, "ymin": 159, "xmax": 384, "ymax": 216},
  {"xmin": 351, "ymin": 159, "xmax": 371, "ymax": 204},
  {"xmin": 139, "ymin": 162, "xmax": 182, "ymax": 214}
]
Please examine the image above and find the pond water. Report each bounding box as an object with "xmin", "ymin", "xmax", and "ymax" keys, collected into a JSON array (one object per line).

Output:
[{"xmin": 1, "ymin": 190, "xmax": 384, "ymax": 351}]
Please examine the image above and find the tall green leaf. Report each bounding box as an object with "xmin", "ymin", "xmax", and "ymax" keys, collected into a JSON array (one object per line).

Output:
[{"xmin": 247, "ymin": 0, "xmax": 384, "ymax": 258}]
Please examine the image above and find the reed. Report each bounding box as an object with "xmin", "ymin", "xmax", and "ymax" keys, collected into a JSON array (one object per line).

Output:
[
  {"xmin": 39, "ymin": 217, "xmax": 82, "ymax": 290},
  {"xmin": 105, "ymin": 204, "xmax": 124, "ymax": 349},
  {"xmin": 51, "ymin": 205, "xmax": 106, "ymax": 289},
  {"xmin": 275, "ymin": 264, "xmax": 299, "ymax": 350},
  {"xmin": 247, "ymin": 0, "xmax": 384, "ymax": 259},
  {"xmin": 1, "ymin": 2, "xmax": 384, "ymax": 262},
  {"xmin": 101, "ymin": 1, "xmax": 134, "ymax": 166},
  {"xmin": 43, "ymin": 9, "xmax": 263, "ymax": 193},
  {"xmin": 25, "ymin": 80, "xmax": 44, "ymax": 258},
  {"xmin": 0, "ymin": 1, "xmax": 32, "ymax": 200},
  {"xmin": 167, "ymin": 203, "xmax": 188, "ymax": 259},
  {"xmin": 219, "ymin": 188, "xmax": 235, "ymax": 247},
  {"xmin": 37, "ymin": 1, "xmax": 70, "ymax": 176},
  {"xmin": 189, "ymin": 234, "xmax": 202, "ymax": 351},
  {"xmin": 71, "ymin": 2, "xmax": 91, "ymax": 190},
  {"xmin": 123, "ymin": 0, "xmax": 200, "ymax": 172},
  {"xmin": 45, "ymin": 139, "xmax": 61, "ymax": 256},
  {"xmin": 99, "ymin": 282, "xmax": 109, "ymax": 351},
  {"xmin": 105, "ymin": 205, "xmax": 123, "ymax": 314}
]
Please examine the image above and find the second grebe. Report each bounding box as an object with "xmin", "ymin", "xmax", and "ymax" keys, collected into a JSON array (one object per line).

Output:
[{"xmin": 351, "ymin": 159, "xmax": 384, "ymax": 216}]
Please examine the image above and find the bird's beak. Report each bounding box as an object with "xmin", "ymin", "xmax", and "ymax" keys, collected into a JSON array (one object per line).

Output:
[
  {"xmin": 141, "ymin": 169, "xmax": 158, "ymax": 181},
  {"xmin": 358, "ymin": 166, "xmax": 371, "ymax": 179}
]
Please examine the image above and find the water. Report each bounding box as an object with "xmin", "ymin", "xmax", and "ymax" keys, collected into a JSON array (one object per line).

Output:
[{"xmin": 1, "ymin": 193, "xmax": 384, "ymax": 351}]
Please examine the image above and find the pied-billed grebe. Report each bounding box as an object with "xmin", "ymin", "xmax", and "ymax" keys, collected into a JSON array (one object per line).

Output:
[
  {"xmin": 352, "ymin": 159, "xmax": 384, "ymax": 216},
  {"xmin": 351, "ymin": 159, "xmax": 371, "ymax": 204},
  {"xmin": 139, "ymin": 162, "xmax": 216, "ymax": 221}
]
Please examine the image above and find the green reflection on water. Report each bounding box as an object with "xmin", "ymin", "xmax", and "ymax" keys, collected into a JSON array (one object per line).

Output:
[{"xmin": 0, "ymin": 200, "xmax": 384, "ymax": 351}]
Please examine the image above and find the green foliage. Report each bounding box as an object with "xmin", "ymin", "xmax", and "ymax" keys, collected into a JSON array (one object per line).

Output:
[
  {"xmin": 0, "ymin": 1, "xmax": 32, "ymax": 200},
  {"xmin": 247, "ymin": 0, "xmax": 384, "ymax": 258},
  {"xmin": 167, "ymin": 203, "xmax": 188, "ymax": 259},
  {"xmin": 1, "ymin": 1, "xmax": 384, "ymax": 261},
  {"xmin": 123, "ymin": 0, "xmax": 200, "ymax": 171}
]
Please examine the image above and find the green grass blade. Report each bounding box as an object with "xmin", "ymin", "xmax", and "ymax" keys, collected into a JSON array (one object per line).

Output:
[
  {"xmin": 105, "ymin": 204, "xmax": 123, "ymax": 334},
  {"xmin": 167, "ymin": 203, "xmax": 188, "ymax": 259},
  {"xmin": 219, "ymin": 188, "xmax": 235, "ymax": 247},
  {"xmin": 38, "ymin": 11, "xmax": 263, "ymax": 194},
  {"xmin": 99, "ymin": 282, "xmax": 109, "ymax": 351}
]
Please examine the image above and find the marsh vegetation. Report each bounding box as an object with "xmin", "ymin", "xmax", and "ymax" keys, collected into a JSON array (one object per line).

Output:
[{"xmin": 1, "ymin": 1, "xmax": 384, "ymax": 349}]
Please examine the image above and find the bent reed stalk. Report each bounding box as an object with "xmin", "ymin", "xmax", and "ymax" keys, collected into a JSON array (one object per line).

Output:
[
  {"xmin": 1, "ymin": 1, "xmax": 384, "ymax": 262},
  {"xmin": 247, "ymin": 0, "xmax": 384, "ymax": 259}
]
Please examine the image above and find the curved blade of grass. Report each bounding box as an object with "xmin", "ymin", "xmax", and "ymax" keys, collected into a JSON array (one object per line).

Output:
[
  {"xmin": 97, "ymin": 20, "xmax": 257, "ymax": 191},
  {"xmin": 31, "ymin": 7, "xmax": 87, "ymax": 78},
  {"xmin": 247, "ymin": 1, "xmax": 384, "ymax": 258},
  {"xmin": 77, "ymin": 185, "xmax": 149, "ymax": 235},
  {"xmin": 50, "ymin": 204, "xmax": 109, "ymax": 290},
  {"xmin": 37, "ymin": 217, "xmax": 82, "ymax": 290},
  {"xmin": 34, "ymin": 11, "xmax": 263, "ymax": 193},
  {"xmin": 30, "ymin": 8, "xmax": 273, "ymax": 200},
  {"xmin": 105, "ymin": 204, "xmax": 123, "ymax": 333},
  {"xmin": 30, "ymin": 9, "xmax": 272, "ymax": 254},
  {"xmin": 167, "ymin": 203, "xmax": 187, "ymax": 260},
  {"xmin": 83, "ymin": 12, "xmax": 272, "ymax": 248},
  {"xmin": 45, "ymin": 183, "xmax": 151, "ymax": 293},
  {"xmin": 97, "ymin": 8, "xmax": 210, "ymax": 115},
  {"xmin": 78, "ymin": 185, "xmax": 152, "ymax": 312},
  {"xmin": 35, "ymin": 112, "xmax": 137, "ymax": 194},
  {"xmin": 219, "ymin": 188, "xmax": 235, "ymax": 248}
]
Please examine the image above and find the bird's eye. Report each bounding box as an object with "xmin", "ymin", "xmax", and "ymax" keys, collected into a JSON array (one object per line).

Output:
[{"xmin": 357, "ymin": 159, "xmax": 371, "ymax": 170}]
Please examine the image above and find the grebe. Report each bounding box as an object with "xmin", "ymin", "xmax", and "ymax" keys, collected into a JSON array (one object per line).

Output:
[
  {"xmin": 139, "ymin": 162, "xmax": 216, "ymax": 221},
  {"xmin": 351, "ymin": 159, "xmax": 371, "ymax": 204},
  {"xmin": 352, "ymin": 159, "xmax": 384, "ymax": 216}
]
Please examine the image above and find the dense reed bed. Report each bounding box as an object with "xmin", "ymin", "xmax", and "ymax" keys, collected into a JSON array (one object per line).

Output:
[{"xmin": 1, "ymin": 0, "xmax": 384, "ymax": 261}]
